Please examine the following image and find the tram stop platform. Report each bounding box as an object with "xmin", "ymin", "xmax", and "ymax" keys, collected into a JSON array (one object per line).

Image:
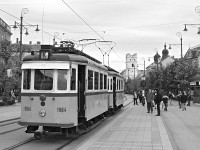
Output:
[{"xmin": 74, "ymin": 99, "xmax": 173, "ymax": 150}]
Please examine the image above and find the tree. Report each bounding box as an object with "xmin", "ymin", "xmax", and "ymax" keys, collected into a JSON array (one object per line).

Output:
[
  {"xmin": 0, "ymin": 39, "xmax": 21, "ymax": 104},
  {"xmin": 145, "ymin": 58, "xmax": 198, "ymax": 94}
]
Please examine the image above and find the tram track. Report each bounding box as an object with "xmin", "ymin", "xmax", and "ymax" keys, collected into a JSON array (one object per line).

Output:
[
  {"xmin": 3, "ymin": 138, "xmax": 35, "ymax": 150},
  {"xmin": 0, "ymin": 117, "xmax": 25, "ymax": 135},
  {"xmin": 0, "ymin": 118, "xmax": 20, "ymax": 127},
  {"xmin": 0, "ymin": 117, "xmax": 20, "ymax": 124},
  {"xmin": 0, "ymin": 126, "xmax": 25, "ymax": 135}
]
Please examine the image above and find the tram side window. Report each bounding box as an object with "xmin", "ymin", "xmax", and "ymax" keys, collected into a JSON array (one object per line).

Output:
[
  {"xmin": 110, "ymin": 79, "xmax": 113, "ymax": 90},
  {"xmin": 23, "ymin": 69, "xmax": 31, "ymax": 90},
  {"xmin": 104, "ymin": 75, "xmax": 107, "ymax": 89},
  {"xmin": 117, "ymin": 79, "xmax": 119, "ymax": 90},
  {"xmin": 57, "ymin": 70, "xmax": 68, "ymax": 90},
  {"xmin": 88, "ymin": 70, "xmax": 93, "ymax": 90},
  {"xmin": 34, "ymin": 69, "xmax": 53, "ymax": 90},
  {"xmin": 94, "ymin": 72, "xmax": 99, "ymax": 90},
  {"xmin": 70, "ymin": 68, "xmax": 76, "ymax": 90},
  {"xmin": 119, "ymin": 80, "xmax": 121, "ymax": 90},
  {"xmin": 108, "ymin": 78, "xmax": 110, "ymax": 90},
  {"xmin": 100, "ymin": 73, "xmax": 103, "ymax": 90}
]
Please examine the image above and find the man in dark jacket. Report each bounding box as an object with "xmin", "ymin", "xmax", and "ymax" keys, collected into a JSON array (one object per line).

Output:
[{"xmin": 154, "ymin": 89, "xmax": 162, "ymax": 116}]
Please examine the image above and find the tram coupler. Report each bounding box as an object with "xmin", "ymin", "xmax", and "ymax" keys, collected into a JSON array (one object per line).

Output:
[{"xmin": 34, "ymin": 131, "xmax": 45, "ymax": 140}]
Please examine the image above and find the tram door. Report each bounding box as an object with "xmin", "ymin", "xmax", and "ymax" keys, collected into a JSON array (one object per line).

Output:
[
  {"xmin": 78, "ymin": 65, "xmax": 86, "ymax": 124},
  {"xmin": 113, "ymin": 77, "xmax": 117, "ymax": 109}
]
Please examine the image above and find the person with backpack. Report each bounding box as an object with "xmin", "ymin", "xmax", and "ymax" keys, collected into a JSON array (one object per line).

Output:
[
  {"xmin": 162, "ymin": 92, "xmax": 169, "ymax": 111},
  {"xmin": 181, "ymin": 91, "xmax": 187, "ymax": 111}
]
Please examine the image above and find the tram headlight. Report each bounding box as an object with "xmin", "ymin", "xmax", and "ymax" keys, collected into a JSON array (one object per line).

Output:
[
  {"xmin": 40, "ymin": 94, "xmax": 46, "ymax": 101},
  {"xmin": 39, "ymin": 110, "xmax": 46, "ymax": 117}
]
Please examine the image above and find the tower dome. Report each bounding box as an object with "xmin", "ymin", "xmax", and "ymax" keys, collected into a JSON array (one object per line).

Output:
[
  {"xmin": 154, "ymin": 52, "xmax": 161, "ymax": 64},
  {"xmin": 162, "ymin": 43, "xmax": 169, "ymax": 60}
]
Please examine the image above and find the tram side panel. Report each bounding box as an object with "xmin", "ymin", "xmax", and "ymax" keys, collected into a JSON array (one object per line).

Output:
[
  {"xmin": 85, "ymin": 66, "xmax": 109, "ymax": 121},
  {"xmin": 116, "ymin": 91, "xmax": 124, "ymax": 107},
  {"xmin": 85, "ymin": 93, "xmax": 109, "ymax": 121}
]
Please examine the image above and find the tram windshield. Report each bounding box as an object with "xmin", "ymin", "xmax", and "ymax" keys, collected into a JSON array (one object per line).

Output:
[{"xmin": 34, "ymin": 69, "xmax": 53, "ymax": 90}]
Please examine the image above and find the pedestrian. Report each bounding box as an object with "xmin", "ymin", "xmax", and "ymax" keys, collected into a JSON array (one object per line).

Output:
[
  {"xmin": 187, "ymin": 91, "xmax": 192, "ymax": 106},
  {"xmin": 177, "ymin": 91, "xmax": 182, "ymax": 109},
  {"xmin": 138, "ymin": 91, "xmax": 142, "ymax": 103},
  {"xmin": 10, "ymin": 90, "xmax": 16, "ymax": 104},
  {"xmin": 168, "ymin": 91, "xmax": 173, "ymax": 105},
  {"xmin": 154, "ymin": 89, "xmax": 163, "ymax": 116},
  {"xmin": 181, "ymin": 91, "xmax": 187, "ymax": 111},
  {"xmin": 162, "ymin": 93, "xmax": 169, "ymax": 111},
  {"xmin": 146, "ymin": 89, "xmax": 154, "ymax": 113},
  {"xmin": 133, "ymin": 91, "xmax": 138, "ymax": 105}
]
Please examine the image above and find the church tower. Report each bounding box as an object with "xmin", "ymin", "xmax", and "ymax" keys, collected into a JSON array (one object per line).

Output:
[{"xmin": 126, "ymin": 53, "xmax": 138, "ymax": 80}]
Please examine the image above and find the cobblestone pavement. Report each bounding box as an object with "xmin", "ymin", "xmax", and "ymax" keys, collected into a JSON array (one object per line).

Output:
[
  {"xmin": 161, "ymin": 101, "xmax": 200, "ymax": 150},
  {"xmin": 71, "ymin": 98, "xmax": 173, "ymax": 150}
]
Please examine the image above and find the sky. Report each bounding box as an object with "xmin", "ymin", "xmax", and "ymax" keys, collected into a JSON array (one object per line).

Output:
[{"xmin": 1, "ymin": 0, "xmax": 200, "ymax": 72}]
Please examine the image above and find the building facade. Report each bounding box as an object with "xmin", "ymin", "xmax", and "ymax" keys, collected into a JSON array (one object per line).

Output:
[{"xmin": 0, "ymin": 18, "xmax": 12, "ymax": 42}]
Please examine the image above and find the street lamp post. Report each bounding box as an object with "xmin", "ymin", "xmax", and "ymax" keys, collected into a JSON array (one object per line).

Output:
[
  {"xmin": 177, "ymin": 32, "xmax": 183, "ymax": 58},
  {"xmin": 168, "ymin": 32, "xmax": 183, "ymax": 58},
  {"xmin": 12, "ymin": 8, "xmax": 40, "ymax": 62},
  {"xmin": 20, "ymin": 8, "xmax": 28, "ymax": 62}
]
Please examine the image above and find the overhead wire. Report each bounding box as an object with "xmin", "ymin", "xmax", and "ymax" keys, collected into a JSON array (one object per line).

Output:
[{"xmin": 61, "ymin": 0, "xmax": 125, "ymax": 63}]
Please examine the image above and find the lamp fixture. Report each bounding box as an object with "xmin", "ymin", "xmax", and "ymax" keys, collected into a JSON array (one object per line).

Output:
[
  {"xmin": 183, "ymin": 24, "xmax": 188, "ymax": 32},
  {"xmin": 35, "ymin": 25, "xmax": 40, "ymax": 32},
  {"xmin": 25, "ymin": 28, "xmax": 29, "ymax": 36}
]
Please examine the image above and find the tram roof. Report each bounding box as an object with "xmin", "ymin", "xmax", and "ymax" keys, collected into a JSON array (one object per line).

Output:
[{"xmin": 23, "ymin": 45, "xmax": 107, "ymax": 70}]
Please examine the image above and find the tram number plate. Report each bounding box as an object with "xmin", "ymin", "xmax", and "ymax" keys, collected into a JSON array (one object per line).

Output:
[
  {"xmin": 57, "ymin": 107, "xmax": 67, "ymax": 112},
  {"xmin": 24, "ymin": 106, "xmax": 31, "ymax": 111}
]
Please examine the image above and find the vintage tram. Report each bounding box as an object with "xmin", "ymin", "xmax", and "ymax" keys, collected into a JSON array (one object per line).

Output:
[{"xmin": 18, "ymin": 42, "xmax": 124, "ymax": 139}]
